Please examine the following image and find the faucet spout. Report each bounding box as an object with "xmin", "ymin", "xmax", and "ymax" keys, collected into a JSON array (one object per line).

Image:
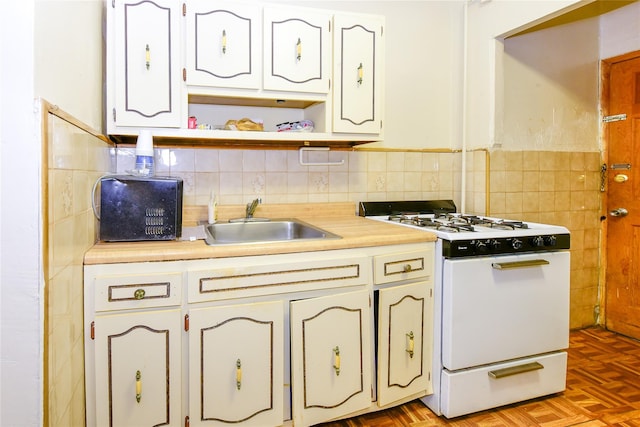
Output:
[{"xmin": 246, "ymin": 198, "xmax": 261, "ymax": 218}]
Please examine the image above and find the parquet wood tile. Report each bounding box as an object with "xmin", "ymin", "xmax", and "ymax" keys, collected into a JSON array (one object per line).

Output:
[{"xmin": 317, "ymin": 328, "xmax": 640, "ymax": 427}]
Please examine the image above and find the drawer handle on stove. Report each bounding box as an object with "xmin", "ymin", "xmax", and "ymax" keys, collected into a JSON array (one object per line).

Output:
[
  {"xmin": 491, "ymin": 259, "xmax": 550, "ymax": 270},
  {"xmin": 488, "ymin": 361, "xmax": 543, "ymax": 379}
]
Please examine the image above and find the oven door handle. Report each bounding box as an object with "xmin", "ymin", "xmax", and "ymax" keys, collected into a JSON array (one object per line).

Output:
[
  {"xmin": 491, "ymin": 259, "xmax": 550, "ymax": 270},
  {"xmin": 488, "ymin": 361, "xmax": 544, "ymax": 379}
]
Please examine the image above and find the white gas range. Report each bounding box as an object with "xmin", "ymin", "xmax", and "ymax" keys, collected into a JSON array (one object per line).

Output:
[{"xmin": 359, "ymin": 200, "xmax": 571, "ymax": 418}]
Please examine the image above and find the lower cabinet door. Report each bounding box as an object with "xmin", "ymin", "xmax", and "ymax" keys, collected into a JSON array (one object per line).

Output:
[
  {"xmin": 93, "ymin": 309, "xmax": 182, "ymax": 427},
  {"xmin": 290, "ymin": 289, "xmax": 373, "ymax": 426},
  {"xmin": 377, "ymin": 281, "xmax": 433, "ymax": 407},
  {"xmin": 188, "ymin": 301, "xmax": 284, "ymax": 426}
]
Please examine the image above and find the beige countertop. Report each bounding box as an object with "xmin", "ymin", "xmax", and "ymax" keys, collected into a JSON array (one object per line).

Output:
[{"xmin": 84, "ymin": 202, "xmax": 437, "ymax": 265}]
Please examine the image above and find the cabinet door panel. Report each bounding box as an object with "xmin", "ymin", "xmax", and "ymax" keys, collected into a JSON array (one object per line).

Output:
[
  {"xmin": 377, "ymin": 281, "xmax": 433, "ymax": 407},
  {"xmin": 333, "ymin": 14, "xmax": 383, "ymax": 134},
  {"xmin": 264, "ymin": 7, "xmax": 331, "ymax": 93},
  {"xmin": 186, "ymin": 0, "xmax": 260, "ymax": 89},
  {"xmin": 189, "ymin": 301, "xmax": 284, "ymax": 426},
  {"xmin": 290, "ymin": 289, "xmax": 372, "ymax": 426},
  {"xmin": 113, "ymin": 0, "xmax": 181, "ymax": 127},
  {"xmin": 94, "ymin": 309, "xmax": 182, "ymax": 427}
]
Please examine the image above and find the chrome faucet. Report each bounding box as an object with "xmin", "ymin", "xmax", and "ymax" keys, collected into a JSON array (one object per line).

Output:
[{"xmin": 246, "ymin": 198, "xmax": 261, "ymax": 218}]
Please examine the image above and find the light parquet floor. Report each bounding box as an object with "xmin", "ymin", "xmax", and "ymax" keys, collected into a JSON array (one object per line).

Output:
[{"xmin": 318, "ymin": 327, "xmax": 640, "ymax": 427}]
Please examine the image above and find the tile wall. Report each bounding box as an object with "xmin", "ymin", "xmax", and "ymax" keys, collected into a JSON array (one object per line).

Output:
[
  {"xmin": 115, "ymin": 147, "xmax": 465, "ymax": 208},
  {"xmin": 46, "ymin": 115, "xmax": 111, "ymax": 426},
  {"xmin": 488, "ymin": 151, "xmax": 602, "ymax": 329}
]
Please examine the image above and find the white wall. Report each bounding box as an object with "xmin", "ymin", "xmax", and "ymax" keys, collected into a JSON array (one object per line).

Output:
[
  {"xmin": 34, "ymin": 0, "xmax": 104, "ymax": 130},
  {"xmin": 600, "ymin": 1, "xmax": 640, "ymax": 59},
  {"xmin": 465, "ymin": 0, "xmax": 589, "ymax": 150},
  {"xmin": 501, "ymin": 17, "xmax": 600, "ymax": 151},
  {"xmin": 1, "ymin": 1, "xmax": 42, "ymax": 426}
]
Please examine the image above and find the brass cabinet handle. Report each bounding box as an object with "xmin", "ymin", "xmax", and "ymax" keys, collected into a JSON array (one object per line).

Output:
[
  {"xmin": 145, "ymin": 44, "xmax": 150, "ymax": 70},
  {"xmin": 236, "ymin": 359, "xmax": 242, "ymax": 390},
  {"xmin": 134, "ymin": 289, "xmax": 146, "ymax": 300},
  {"xmin": 357, "ymin": 63, "xmax": 363, "ymax": 85},
  {"xmin": 296, "ymin": 37, "xmax": 302, "ymax": 61},
  {"xmin": 406, "ymin": 331, "xmax": 415, "ymax": 358},
  {"xmin": 491, "ymin": 259, "xmax": 549, "ymax": 270},
  {"xmin": 135, "ymin": 370, "xmax": 142, "ymax": 403},
  {"xmin": 403, "ymin": 264, "xmax": 412, "ymax": 273},
  {"xmin": 333, "ymin": 346, "xmax": 341, "ymax": 376},
  {"xmin": 222, "ymin": 29, "xmax": 227, "ymax": 54},
  {"xmin": 488, "ymin": 362, "xmax": 543, "ymax": 379}
]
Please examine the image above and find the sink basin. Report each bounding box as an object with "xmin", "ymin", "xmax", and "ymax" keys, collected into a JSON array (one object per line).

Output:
[{"xmin": 204, "ymin": 219, "xmax": 341, "ymax": 245}]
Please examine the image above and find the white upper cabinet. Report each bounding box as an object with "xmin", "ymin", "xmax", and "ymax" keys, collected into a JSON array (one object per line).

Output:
[
  {"xmin": 263, "ymin": 6, "xmax": 331, "ymax": 94},
  {"xmin": 108, "ymin": 0, "xmax": 182, "ymax": 129},
  {"xmin": 332, "ymin": 13, "xmax": 384, "ymax": 134},
  {"xmin": 186, "ymin": 0, "xmax": 261, "ymax": 89}
]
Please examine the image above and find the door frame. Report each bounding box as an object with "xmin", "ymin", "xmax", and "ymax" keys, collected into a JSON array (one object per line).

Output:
[{"xmin": 599, "ymin": 50, "xmax": 640, "ymax": 325}]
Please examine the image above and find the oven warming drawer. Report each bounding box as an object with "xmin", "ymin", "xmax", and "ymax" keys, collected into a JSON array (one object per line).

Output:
[{"xmin": 440, "ymin": 351, "xmax": 567, "ymax": 418}]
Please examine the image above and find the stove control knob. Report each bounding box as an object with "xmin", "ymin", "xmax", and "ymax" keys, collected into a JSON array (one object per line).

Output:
[
  {"xmin": 475, "ymin": 240, "xmax": 488, "ymax": 253},
  {"xmin": 489, "ymin": 239, "xmax": 501, "ymax": 250},
  {"xmin": 543, "ymin": 235, "xmax": 557, "ymax": 246},
  {"xmin": 530, "ymin": 236, "xmax": 545, "ymax": 247},
  {"xmin": 511, "ymin": 238, "xmax": 523, "ymax": 250}
]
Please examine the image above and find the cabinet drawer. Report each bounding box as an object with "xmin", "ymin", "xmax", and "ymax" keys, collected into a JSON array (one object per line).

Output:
[
  {"xmin": 94, "ymin": 272, "xmax": 182, "ymax": 311},
  {"xmin": 441, "ymin": 351, "xmax": 567, "ymax": 418},
  {"xmin": 188, "ymin": 256, "xmax": 369, "ymax": 303},
  {"xmin": 374, "ymin": 249, "xmax": 432, "ymax": 285}
]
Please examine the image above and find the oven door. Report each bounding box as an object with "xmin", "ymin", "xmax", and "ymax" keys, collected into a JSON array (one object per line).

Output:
[{"xmin": 441, "ymin": 251, "xmax": 570, "ymax": 371}]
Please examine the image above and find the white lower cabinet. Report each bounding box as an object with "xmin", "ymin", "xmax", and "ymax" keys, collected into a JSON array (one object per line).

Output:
[
  {"xmin": 85, "ymin": 244, "xmax": 434, "ymax": 427},
  {"xmin": 93, "ymin": 309, "xmax": 183, "ymax": 427},
  {"xmin": 291, "ymin": 289, "xmax": 372, "ymax": 426},
  {"xmin": 189, "ymin": 301, "xmax": 284, "ymax": 426}
]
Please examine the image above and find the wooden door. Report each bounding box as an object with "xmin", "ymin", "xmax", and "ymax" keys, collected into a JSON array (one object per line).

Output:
[
  {"xmin": 290, "ymin": 289, "xmax": 372, "ymax": 426},
  {"xmin": 377, "ymin": 281, "xmax": 433, "ymax": 407},
  {"xmin": 605, "ymin": 53, "xmax": 640, "ymax": 339}
]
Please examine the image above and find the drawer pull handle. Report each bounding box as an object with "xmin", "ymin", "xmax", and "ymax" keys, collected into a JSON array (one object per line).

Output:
[
  {"xmin": 491, "ymin": 259, "xmax": 550, "ymax": 270},
  {"xmin": 333, "ymin": 346, "xmax": 341, "ymax": 376},
  {"xmin": 406, "ymin": 331, "xmax": 414, "ymax": 358},
  {"xmin": 488, "ymin": 361, "xmax": 543, "ymax": 379},
  {"xmin": 403, "ymin": 264, "xmax": 412, "ymax": 273},
  {"xmin": 134, "ymin": 289, "xmax": 146, "ymax": 300},
  {"xmin": 135, "ymin": 370, "xmax": 142, "ymax": 402},
  {"xmin": 236, "ymin": 359, "xmax": 242, "ymax": 390}
]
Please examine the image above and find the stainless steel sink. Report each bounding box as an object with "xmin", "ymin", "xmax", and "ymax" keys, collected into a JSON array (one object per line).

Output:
[{"xmin": 203, "ymin": 219, "xmax": 341, "ymax": 245}]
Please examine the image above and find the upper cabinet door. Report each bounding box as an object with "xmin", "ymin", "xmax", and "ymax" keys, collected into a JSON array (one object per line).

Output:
[
  {"xmin": 332, "ymin": 14, "xmax": 384, "ymax": 134},
  {"xmin": 263, "ymin": 7, "xmax": 331, "ymax": 94},
  {"xmin": 186, "ymin": 0, "xmax": 261, "ymax": 89},
  {"xmin": 111, "ymin": 0, "xmax": 181, "ymax": 128}
]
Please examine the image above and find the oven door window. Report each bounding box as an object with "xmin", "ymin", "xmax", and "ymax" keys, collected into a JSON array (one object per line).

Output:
[{"xmin": 441, "ymin": 251, "xmax": 570, "ymax": 371}]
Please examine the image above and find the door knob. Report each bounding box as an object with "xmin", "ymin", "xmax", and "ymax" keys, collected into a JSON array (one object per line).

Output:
[{"xmin": 610, "ymin": 208, "xmax": 628, "ymax": 217}]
